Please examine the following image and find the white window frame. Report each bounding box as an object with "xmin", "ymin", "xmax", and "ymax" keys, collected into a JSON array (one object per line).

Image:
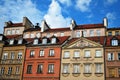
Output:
[
  {"xmin": 95, "ymin": 50, "xmax": 102, "ymax": 57},
  {"xmin": 42, "ymin": 38, "xmax": 47, "ymax": 44},
  {"xmin": 37, "ymin": 64, "xmax": 43, "ymax": 73},
  {"xmin": 76, "ymin": 31, "xmax": 80, "ymax": 37},
  {"xmin": 10, "ymin": 39, "xmax": 14, "ymax": 45},
  {"xmin": 16, "ymin": 29, "xmax": 20, "ymax": 34},
  {"xmin": 95, "ymin": 63, "xmax": 102, "ymax": 73},
  {"xmin": 96, "ymin": 30, "xmax": 101, "ymax": 36},
  {"xmin": 83, "ymin": 30, "xmax": 87, "ymax": 37},
  {"xmin": 73, "ymin": 64, "xmax": 80, "ymax": 73},
  {"xmin": 18, "ymin": 51, "xmax": 22, "ymax": 59},
  {"xmin": 74, "ymin": 51, "xmax": 80, "ymax": 58},
  {"xmin": 48, "ymin": 64, "xmax": 54, "ymax": 73},
  {"xmin": 11, "ymin": 29, "xmax": 15, "ymax": 35},
  {"xmin": 63, "ymin": 64, "xmax": 69, "ymax": 73},
  {"xmin": 0, "ymin": 36, "xmax": 3, "ymax": 40},
  {"xmin": 84, "ymin": 50, "xmax": 90, "ymax": 58},
  {"xmin": 8, "ymin": 67, "xmax": 12, "ymax": 75},
  {"xmin": 7, "ymin": 30, "xmax": 11, "ymax": 35},
  {"xmin": 84, "ymin": 64, "xmax": 91, "ymax": 73},
  {"xmin": 39, "ymin": 50, "xmax": 44, "ymax": 56},
  {"xmin": 24, "ymin": 34, "xmax": 29, "ymax": 38},
  {"xmin": 15, "ymin": 66, "xmax": 20, "ymax": 74},
  {"xmin": 51, "ymin": 38, "xmax": 56, "ymax": 44},
  {"xmin": 112, "ymin": 39, "xmax": 118, "ymax": 46},
  {"xmin": 30, "ymin": 33, "xmax": 35, "ymax": 38},
  {"xmin": 90, "ymin": 30, "xmax": 94, "ymax": 36},
  {"xmin": 33, "ymin": 39, "xmax": 38, "ymax": 45},
  {"xmin": 60, "ymin": 32, "xmax": 64, "ymax": 36},
  {"xmin": 49, "ymin": 49, "xmax": 54, "ymax": 56},
  {"xmin": 36, "ymin": 33, "xmax": 40, "ymax": 38},
  {"xmin": 64, "ymin": 51, "xmax": 70, "ymax": 58},
  {"xmin": 30, "ymin": 51, "xmax": 35, "ymax": 57},
  {"xmin": 18, "ymin": 39, "xmax": 22, "ymax": 44},
  {"xmin": 3, "ymin": 53, "xmax": 8, "ymax": 60},
  {"xmin": 10, "ymin": 52, "xmax": 15, "ymax": 59},
  {"xmin": 108, "ymin": 53, "xmax": 114, "ymax": 61}
]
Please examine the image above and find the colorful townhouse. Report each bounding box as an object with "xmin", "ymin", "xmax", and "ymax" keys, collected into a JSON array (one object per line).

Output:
[
  {"xmin": 0, "ymin": 17, "xmax": 33, "ymax": 80},
  {"xmin": 23, "ymin": 35, "xmax": 69, "ymax": 80},
  {"xmin": 60, "ymin": 36, "xmax": 105, "ymax": 80}
]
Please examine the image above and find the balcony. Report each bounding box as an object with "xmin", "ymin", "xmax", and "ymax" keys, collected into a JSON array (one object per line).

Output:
[
  {"xmin": 0, "ymin": 74, "xmax": 20, "ymax": 79},
  {"xmin": 0, "ymin": 59, "xmax": 22, "ymax": 64}
]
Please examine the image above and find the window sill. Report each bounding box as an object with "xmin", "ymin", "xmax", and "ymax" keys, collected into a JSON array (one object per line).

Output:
[
  {"xmin": 73, "ymin": 57, "xmax": 80, "ymax": 59},
  {"xmin": 47, "ymin": 72, "xmax": 54, "ymax": 74},
  {"xmin": 83, "ymin": 73, "xmax": 92, "ymax": 77},
  {"xmin": 48, "ymin": 56, "xmax": 55, "ymax": 57},
  {"xmin": 63, "ymin": 57, "xmax": 70, "ymax": 59},
  {"xmin": 95, "ymin": 56, "xmax": 102, "ymax": 58},
  {"xmin": 72, "ymin": 73, "xmax": 80, "ymax": 74},
  {"xmin": 84, "ymin": 57, "xmax": 91, "ymax": 58}
]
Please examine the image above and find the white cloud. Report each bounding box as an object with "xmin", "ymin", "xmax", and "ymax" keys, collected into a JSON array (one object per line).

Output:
[
  {"xmin": 0, "ymin": 0, "xmax": 43, "ymax": 33},
  {"xmin": 107, "ymin": 0, "xmax": 118, "ymax": 4},
  {"xmin": 58, "ymin": 0, "xmax": 72, "ymax": 7},
  {"xmin": 106, "ymin": 12, "xmax": 116, "ymax": 20},
  {"xmin": 75, "ymin": 0, "xmax": 91, "ymax": 12},
  {"xmin": 44, "ymin": 0, "xmax": 71, "ymax": 28}
]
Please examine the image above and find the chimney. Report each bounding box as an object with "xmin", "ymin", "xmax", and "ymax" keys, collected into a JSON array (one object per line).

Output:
[
  {"xmin": 70, "ymin": 19, "xmax": 76, "ymax": 30},
  {"xmin": 103, "ymin": 17, "xmax": 108, "ymax": 27},
  {"xmin": 41, "ymin": 20, "xmax": 50, "ymax": 32},
  {"xmin": 35, "ymin": 23, "xmax": 40, "ymax": 28},
  {"xmin": 4, "ymin": 21, "xmax": 13, "ymax": 27}
]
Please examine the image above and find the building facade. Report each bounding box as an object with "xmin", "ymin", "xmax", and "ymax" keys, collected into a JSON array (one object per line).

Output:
[{"xmin": 61, "ymin": 37, "xmax": 105, "ymax": 80}]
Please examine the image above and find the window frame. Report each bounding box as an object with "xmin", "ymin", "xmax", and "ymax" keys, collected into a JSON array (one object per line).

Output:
[
  {"xmin": 48, "ymin": 64, "xmax": 54, "ymax": 73},
  {"xmin": 37, "ymin": 64, "xmax": 43, "ymax": 74},
  {"xmin": 63, "ymin": 51, "xmax": 70, "ymax": 59},
  {"xmin": 27, "ymin": 65, "xmax": 32, "ymax": 74},
  {"xmin": 49, "ymin": 49, "xmax": 54, "ymax": 56},
  {"xmin": 39, "ymin": 50, "xmax": 44, "ymax": 57},
  {"xmin": 30, "ymin": 50, "xmax": 35, "ymax": 57}
]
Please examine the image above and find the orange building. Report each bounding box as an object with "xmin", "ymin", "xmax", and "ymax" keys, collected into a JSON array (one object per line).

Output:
[{"xmin": 23, "ymin": 36, "xmax": 69, "ymax": 80}]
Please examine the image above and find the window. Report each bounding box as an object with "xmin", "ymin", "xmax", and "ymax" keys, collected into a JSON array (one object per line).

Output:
[
  {"xmin": 37, "ymin": 64, "xmax": 43, "ymax": 73},
  {"xmin": 9, "ymin": 39, "xmax": 14, "ymax": 45},
  {"xmin": 27, "ymin": 65, "xmax": 32, "ymax": 74},
  {"xmin": 95, "ymin": 64, "xmax": 102, "ymax": 73},
  {"xmin": 8, "ymin": 67, "xmax": 12, "ymax": 75},
  {"xmin": 30, "ymin": 33, "xmax": 35, "ymax": 38},
  {"xmin": 42, "ymin": 38, "xmax": 47, "ymax": 44},
  {"xmin": 95, "ymin": 50, "xmax": 102, "ymax": 57},
  {"xmin": 74, "ymin": 51, "xmax": 80, "ymax": 58},
  {"xmin": 39, "ymin": 50, "xmax": 44, "ymax": 57},
  {"xmin": 90, "ymin": 30, "xmax": 94, "ymax": 36},
  {"xmin": 54, "ymin": 33, "xmax": 57, "ymax": 36},
  {"xmin": 51, "ymin": 38, "xmax": 56, "ymax": 44},
  {"xmin": 115, "ymin": 31, "xmax": 119, "ymax": 36},
  {"xmin": 83, "ymin": 30, "xmax": 87, "ymax": 37},
  {"xmin": 11, "ymin": 29, "xmax": 15, "ymax": 35},
  {"xmin": 15, "ymin": 66, "xmax": 20, "ymax": 74},
  {"xmin": 18, "ymin": 51, "xmax": 22, "ymax": 59},
  {"xmin": 84, "ymin": 64, "xmax": 91, "ymax": 73},
  {"xmin": 84, "ymin": 50, "xmax": 90, "ymax": 58},
  {"xmin": 0, "ymin": 36, "xmax": 3, "ymax": 40},
  {"xmin": 0, "ymin": 67, "xmax": 5, "ymax": 75},
  {"xmin": 30, "ymin": 51, "xmax": 35, "ymax": 57},
  {"xmin": 108, "ymin": 53, "xmax": 114, "ymax": 61},
  {"xmin": 24, "ymin": 34, "xmax": 29, "ymax": 38},
  {"xmin": 48, "ymin": 64, "xmax": 54, "ymax": 73},
  {"xmin": 118, "ymin": 68, "xmax": 120, "ymax": 77},
  {"xmin": 10, "ymin": 52, "xmax": 15, "ymax": 59},
  {"xmin": 18, "ymin": 39, "xmax": 22, "ymax": 44},
  {"xmin": 33, "ymin": 39, "xmax": 38, "ymax": 45},
  {"xmin": 3, "ymin": 53, "xmax": 8, "ymax": 60},
  {"xmin": 118, "ymin": 53, "xmax": 120, "ymax": 60},
  {"xmin": 73, "ymin": 64, "xmax": 80, "ymax": 73},
  {"xmin": 111, "ymin": 39, "xmax": 118, "ymax": 46},
  {"xmin": 96, "ymin": 30, "xmax": 101, "ymax": 36},
  {"xmin": 63, "ymin": 64, "xmax": 69, "ymax": 73},
  {"xmin": 16, "ymin": 29, "xmax": 20, "ymax": 34},
  {"xmin": 36, "ymin": 33, "xmax": 40, "ymax": 38},
  {"xmin": 64, "ymin": 51, "xmax": 70, "ymax": 58},
  {"xmin": 109, "ymin": 68, "xmax": 116, "ymax": 77},
  {"xmin": 76, "ymin": 31, "xmax": 80, "ymax": 37},
  {"xmin": 60, "ymin": 32, "xmax": 64, "ymax": 36},
  {"xmin": 108, "ymin": 31, "xmax": 112, "ymax": 36},
  {"xmin": 49, "ymin": 49, "xmax": 54, "ymax": 56},
  {"xmin": 7, "ymin": 30, "xmax": 11, "ymax": 35}
]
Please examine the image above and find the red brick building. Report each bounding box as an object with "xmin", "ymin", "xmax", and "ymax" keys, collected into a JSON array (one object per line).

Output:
[{"xmin": 23, "ymin": 36, "xmax": 69, "ymax": 80}]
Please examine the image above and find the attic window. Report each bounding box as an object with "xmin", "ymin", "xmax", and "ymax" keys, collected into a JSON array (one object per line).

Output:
[
  {"xmin": 111, "ymin": 39, "xmax": 118, "ymax": 46},
  {"xmin": 42, "ymin": 38, "xmax": 47, "ymax": 44},
  {"xmin": 36, "ymin": 33, "xmax": 40, "ymax": 38},
  {"xmin": 10, "ymin": 39, "xmax": 14, "ymax": 45},
  {"xmin": 0, "ymin": 36, "xmax": 3, "ymax": 40},
  {"xmin": 33, "ymin": 39, "xmax": 38, "ymax": 45},
  {"xmin": 18, "ymin": 39, "xmax": 23, "ymax": 44},
  {"xmin": 51, "ymin": 38, "xmax": 56, "ymax": 44}
]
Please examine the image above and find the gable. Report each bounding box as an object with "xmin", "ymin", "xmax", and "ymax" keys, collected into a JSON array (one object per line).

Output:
[{"xmin": 63, "ymin": 37, "xmax": 102, "ymax": 49}]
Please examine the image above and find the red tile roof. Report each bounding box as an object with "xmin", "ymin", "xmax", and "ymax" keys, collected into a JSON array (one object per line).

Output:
[
  {"xmin": 105, "ymin": 36, "xmax": 120, "ymax": 46},
  {"xmin": 44, "ymin": 27, "xmax": 70, "ymax": 32},
  {"xmin": 4, "ymin": 23, "xmax": 23, "ymax": 28},
  {"xmin": 75, "ymin": 23, "xmax": 105, "ymax": 29}
]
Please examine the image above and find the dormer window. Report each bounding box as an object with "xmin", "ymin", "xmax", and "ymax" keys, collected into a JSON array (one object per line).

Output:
[
  {"xmin": 51, "ymin": 38, "xmax": 56, "ymax": 44},
  {"xmin": 0, "ymin": 36, "xmax": 3, "ymax": 40},
  {"xmin": 33, "ymin": 39, "xmax": 38, "ymax": 45},
  {"xmin": 42, "ymin": 38, "xmax": 47, "ymax": 44},
  {"xmin": 18, "ymin": 39, "xmax": 23, "ymax": 44},
  {"xmin": 111, "ymin": 39, "xmax": 118, "ymax": 46},
  {"xmin": 10, "ymin": 39, "xmax": 14, "ymax": 45}
]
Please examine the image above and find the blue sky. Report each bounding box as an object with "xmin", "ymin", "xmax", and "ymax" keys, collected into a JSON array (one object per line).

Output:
[{"xmin": 0, "ymin": 0, "xmax": 120, "ymax": 33}]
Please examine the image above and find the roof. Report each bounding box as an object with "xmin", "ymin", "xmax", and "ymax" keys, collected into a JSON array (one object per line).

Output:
[
  {"xmin": 44, "ymin": 27, "xmax": 70, "ymax": 32},
  {"xmin": 24, "ymin": 27, "xmax": 41, "ymax": 32},
  {"xmin": 74, "ymin": 23, "xmax": 105, "ymax": 29},
  {"xmin": 67, "ymin": 36, "xmax": 105, "ymax": 45},
  {"xmin": 5, "ymin": 23, "xmax": 23, "ymax": 28},
  {"xmin": 5, "ymin": 35, "xmax": 22, "ymax": 39},
  {"xmin": 26, "ymin": 36, "xmax": 70, "ymax": 46},
  {"xmin": 107, "ymin": 27, "xmax": 120, "ymax": 30},
  {"xmin": 105, "ymin": 36, "xmax": 120, "ymax": 46}
]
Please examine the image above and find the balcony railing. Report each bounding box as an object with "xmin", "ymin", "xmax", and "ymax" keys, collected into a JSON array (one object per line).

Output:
[
  {"xmin": 0, "ymin": 74, "xmax": 20, "ymax": 79},
  {"xmin": 0, "ymin": 59, "xmax": 22, "ymax": 64}
]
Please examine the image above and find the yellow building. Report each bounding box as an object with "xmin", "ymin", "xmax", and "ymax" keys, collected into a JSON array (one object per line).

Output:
[
  {"xmin": 60, "ymin": 37, "xmax": 105, "ymax": 80},
  {"xmin": 106, "ymin": 28, "xmax": 120, "ymax": 36}
]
